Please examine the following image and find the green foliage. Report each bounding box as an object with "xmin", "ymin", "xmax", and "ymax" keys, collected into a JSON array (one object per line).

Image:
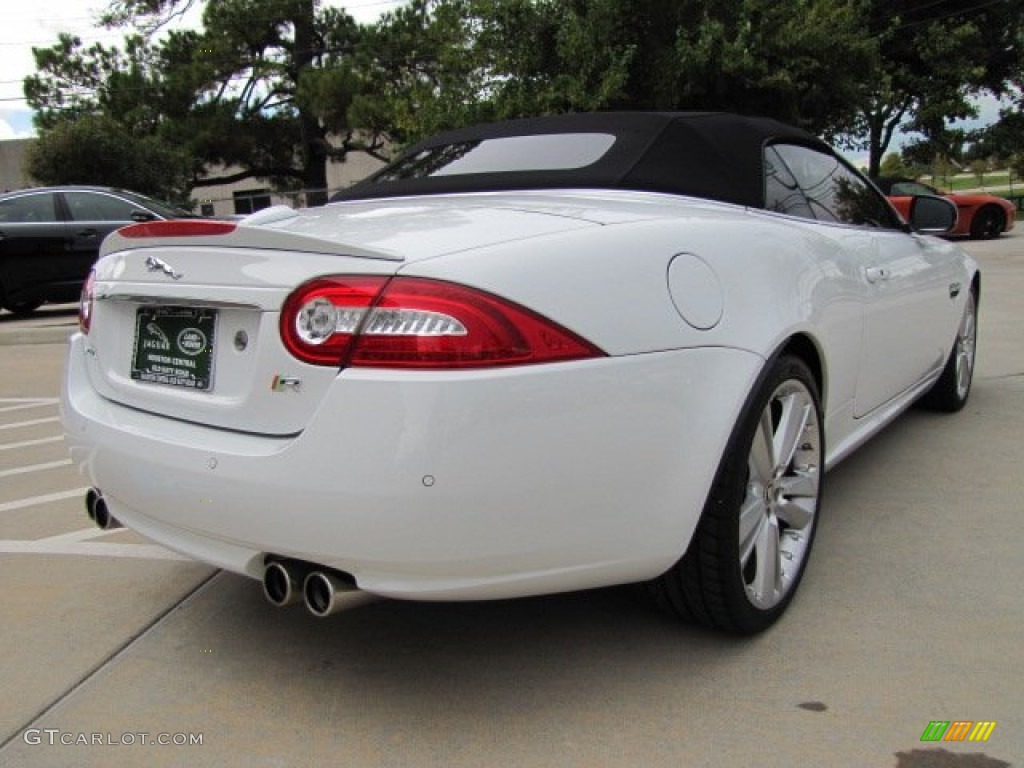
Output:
[
  {"xmin": 969, "ymin": 159, "xmax": 988, "ymax": 186},
  {"xmin": 25, "ymin": 115, "xmax": 193, "ymax": 204},
  {"xmin": 843, "ymin": 0, "xmax": 1024, "ymax": 176},
  {"xmin": 879, "ymin": 152, "xmax": 907, "ymax": 177},
  {"xmin": 1012, "ymin": 155, "xmax": 1024, "ymax": 183},
  {"xmin": 970, "ymin": 108, "xmax": 1024, "ymax": 164},
  {"xmin": 21, "ymin": 0, "xmax": 1024, "ymax": 196},
  {"xmin": 356, "ymin": 0, "xmax": 875, "ymax": 148},
  {"xmin": 26, "ymin": 0, "xmax": 383, "ymax": 200}
]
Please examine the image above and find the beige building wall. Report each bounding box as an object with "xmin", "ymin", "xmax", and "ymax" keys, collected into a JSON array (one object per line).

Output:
[
  {"xmin": 0, "ymin": 139, "xmax": 35, "ymax": 192},
  {"xmin": 0, "ymin": 137, "xmax": 387, "ymax": 215},
  {"xmin": 195, "ymin": 149, "xmax": 387, "ymax": 217}
]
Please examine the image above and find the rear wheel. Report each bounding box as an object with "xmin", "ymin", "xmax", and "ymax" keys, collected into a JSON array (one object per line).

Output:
[
  {"xmin": 969, "ymin": 206, "xmax": 1003, "ymax": 239},
  {"xmin": 649, "ymin": 355, "xmax": 823, "ymax": 634},
  {"xmin": 919, "ymin": 290, "xmax": 977, "ymax": 412}
]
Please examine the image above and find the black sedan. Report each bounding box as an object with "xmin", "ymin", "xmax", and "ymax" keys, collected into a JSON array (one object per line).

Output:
[{"xmin": 0, "ymin": 186, "xmax": 194, "ymax": 315}]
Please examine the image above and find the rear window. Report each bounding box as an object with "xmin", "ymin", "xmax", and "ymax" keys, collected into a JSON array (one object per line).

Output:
[{"xmin": 375, "ymin": 133, "xmax": 617, "ymax": 182}]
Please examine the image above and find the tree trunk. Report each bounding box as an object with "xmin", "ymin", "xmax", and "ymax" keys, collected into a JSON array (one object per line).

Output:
[{"xmin": 293, "ymin": 0, "xmax": 329, "ymax": 206}]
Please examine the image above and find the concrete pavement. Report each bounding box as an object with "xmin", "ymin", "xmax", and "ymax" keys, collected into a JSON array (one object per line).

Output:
[{"xmin": 0, "ymin": 304, "xmax": 77, "ymax": 346}]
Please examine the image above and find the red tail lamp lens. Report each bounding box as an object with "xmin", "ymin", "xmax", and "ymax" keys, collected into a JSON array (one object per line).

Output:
[
  {"xmin": 279, "ymin": 277, "xmax": 389, "ymax": 366},
  {"xmin": 280, "ymin": 276, "xmax": 604, "ymax": 369},
  {"xmin": 79, "ymin": 270, "xmax": 96, "ymax": 334}
]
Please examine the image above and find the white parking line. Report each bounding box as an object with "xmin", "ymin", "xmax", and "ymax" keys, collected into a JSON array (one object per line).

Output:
[
  {"xmin": 0, "ymin": 401, "xmax": 59, "ymax": 414},
  {"xmin": 42, "ymin": 527, "xmax": 111, "ymax": 544},
  {"xmin": 0, "ymin": 435, "xmax": 64, "ymax": 452},
  {"xmin": 0, "ymin": 488, "xmax": 89, "ymax": 513},
  {"xmin": 0, "ymin": 539, "xmax": 188, "ymax": 560},
  {"xmin": 0, "ymin": 459, "xmax": 73, "ymax": 479},
  {"xmin": 0, "ymin": 416, "xmax": 61, "ymax": 431}
]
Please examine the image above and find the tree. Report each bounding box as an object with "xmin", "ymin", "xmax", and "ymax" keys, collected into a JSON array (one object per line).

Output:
[
  {"xmin": 25, "ymin": 114, "xmax": 193, "ymax": 203},
  {"xmin": 970, "ymin": 106, "xmax": 1024, "ymax": 164},
  {"xmin": 26, "ymin": 0, "xmax": 1022, "ymax": 197},
  {"xmin": 879, "ymin": 152, "xmax": 907, "ymax": 178},
  {"xmin": 969, "ymin": 159, "xmax": 988, "ymax": 188},
  {"xmin": 843, "ymin": 0, "xmax": 1024, "ymax": 177},
  {"xmin": 26, "ymin": 0, "xmax": 387, "ymax": 205},
  {"xmin": 362, "ymin": 0, "xmax": 876, "ymax": 144}
]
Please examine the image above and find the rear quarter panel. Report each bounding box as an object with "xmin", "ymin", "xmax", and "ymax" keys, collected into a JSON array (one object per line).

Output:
[{"xmin": 400, "ymin": 202, "xmax": 865, "ymax": 423}]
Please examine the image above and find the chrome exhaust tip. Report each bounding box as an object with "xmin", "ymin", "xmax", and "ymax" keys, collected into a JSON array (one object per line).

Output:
[
  {"xmin": 303, "ymin": 569, "xmax": 363, "ymax": 618},
  {"xmin": 262, "ymin": 560, "xmax": 306, "ymax": 607},
  {"xmin": 86, "ymin": 489, "xmax": 122, "ymax": 530}
]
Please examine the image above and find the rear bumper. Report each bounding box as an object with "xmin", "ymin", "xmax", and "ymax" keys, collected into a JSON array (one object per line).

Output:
[{"xmin": 62, "ymin": 332, "xmax": 763, "ymax": 600}]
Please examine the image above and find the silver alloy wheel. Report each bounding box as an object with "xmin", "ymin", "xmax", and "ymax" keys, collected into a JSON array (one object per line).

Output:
[
  {"xmin": 739, "ymin": 379, "xmax": 822, "ymax": 610},
  {"xmin": 954, "ymin": 293, "xmax": 977, "ymax": 401}
]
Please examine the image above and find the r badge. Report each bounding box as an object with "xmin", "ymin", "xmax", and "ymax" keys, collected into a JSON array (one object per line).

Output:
[{"xmin": 271, "ymin": 375, "xmax": 302, "ymax": 393}]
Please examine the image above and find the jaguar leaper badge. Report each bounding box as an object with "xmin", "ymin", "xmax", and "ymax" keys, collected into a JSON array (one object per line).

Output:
[{"xmin": 145, "ymin": 255, "xmax": 183, "ymax": 280}]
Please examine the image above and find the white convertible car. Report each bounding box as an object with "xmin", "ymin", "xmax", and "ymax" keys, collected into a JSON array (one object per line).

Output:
[{"xmin": 62, "ymin": 112, "xmax": 978, "ymax": 634}]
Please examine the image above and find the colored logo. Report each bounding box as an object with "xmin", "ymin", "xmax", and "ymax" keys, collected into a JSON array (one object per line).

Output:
[
  {"xmin": 921, "ymin": 721, "xmax": 996, "ymax": 742},
  {"xmin": 270, "ymin": 375, "xmax": 302, "ymax": 393}
]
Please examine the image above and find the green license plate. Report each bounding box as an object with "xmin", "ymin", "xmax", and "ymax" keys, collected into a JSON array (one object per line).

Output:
[{"xmin": 131, "ymin": 307, "xmax": 217, "ymax": 391}]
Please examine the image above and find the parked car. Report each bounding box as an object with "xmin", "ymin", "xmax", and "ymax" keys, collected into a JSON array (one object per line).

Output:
[
  {"xmin": 62, "ymin": 113, "xmax": 978, "ymax": 634},
  {"xmin": 873, "ymin": 176, "xmax": 1016, "ymax": 239},
  {"xmin": 0, "ymin": 186, "xmax": 194, "ymax": 315}
]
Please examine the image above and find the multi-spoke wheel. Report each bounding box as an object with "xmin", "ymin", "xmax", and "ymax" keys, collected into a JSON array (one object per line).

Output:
[
  {"xmin": 649, "ymin": 355, "xmax": 823, "ymax": 634},
  {"xmin": 739, "ymin": 378, "xmax": 821, "ymax": 611},
  {"xmin": 920, "ymin": 289, "xmax": 977, "ymax": 412}
]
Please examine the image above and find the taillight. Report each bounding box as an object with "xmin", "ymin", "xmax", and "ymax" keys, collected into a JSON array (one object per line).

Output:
[
  {"xmin": 279, "ymin": 277, "xmax": 387, "ymax": 365},
  {"xmin": 118, "ymin": 220, "xmax": 237, "ymax": 238},
  {"xmin": 280, "ymin": 276, "xmax": 604, "ymax": 369},
  {"xmin": 79, "ymin": 270, "xmax": 96, "ymax": 334}
]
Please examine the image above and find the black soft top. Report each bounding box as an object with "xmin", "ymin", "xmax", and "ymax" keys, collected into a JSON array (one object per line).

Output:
[{"xmin": 331, "ymin": 112, "xmax": 828, "ymax": 209}]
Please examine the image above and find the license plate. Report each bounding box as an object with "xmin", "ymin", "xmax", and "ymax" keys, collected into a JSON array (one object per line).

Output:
[{"xmin": 131, "ymin": 307, "xmax": 217, "ymax": 391}]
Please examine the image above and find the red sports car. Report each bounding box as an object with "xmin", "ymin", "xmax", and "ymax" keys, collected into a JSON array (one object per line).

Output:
[{"xmin": 873, "ymin": 177, "xmax": 1016, "ymax": 239}]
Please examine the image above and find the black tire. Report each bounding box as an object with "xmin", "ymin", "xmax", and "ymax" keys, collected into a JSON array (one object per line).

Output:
[
  {"xmin": 648, "ymin": 355, "xmax": 824, "ymax": 635},
  {"xmin": 4, "ymin": 298, "xmax": 44, "ymax": 316},
  {"xmin": 919, "ymin": 289, "xmax": 977, "ymax": 413},
  {"xmin": 969, "ymin": 206, "xmax": 1003, "ymax": 240}
]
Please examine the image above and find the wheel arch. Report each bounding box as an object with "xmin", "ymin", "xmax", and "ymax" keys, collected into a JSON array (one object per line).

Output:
[{"xmin": 775, "ymin": 332, "xmax": 826, "ymax": 411}]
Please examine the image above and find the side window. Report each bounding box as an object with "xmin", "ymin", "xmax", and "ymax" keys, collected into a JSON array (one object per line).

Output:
[
  {"xmin": 0, "ymin": 193, "xmax": 58, "ymax": 223},
  {"xmin": 772, "ymin": 144, "xmax": 899, "ymax": 229},
  {"xmin": 764, "ymin": 146, "xmax": 814, "ymax": 219},
  {"xmin": 65, "ymin": 192, "xmax": 138, "ymax": 222},
  {"xmin": 891, "ymin": 181, "xmax": 934, "ymax": 196}
]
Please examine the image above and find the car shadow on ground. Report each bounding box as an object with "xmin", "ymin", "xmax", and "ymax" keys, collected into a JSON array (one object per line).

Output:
[{"xmin": 0, "ymin": 304, "xmax": 77, "ymax": 324}]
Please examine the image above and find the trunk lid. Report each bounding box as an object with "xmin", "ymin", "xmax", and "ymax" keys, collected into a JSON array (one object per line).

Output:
[{"xmin": 83, "ymin": 196, "xmax": 604, "ymax": 435}]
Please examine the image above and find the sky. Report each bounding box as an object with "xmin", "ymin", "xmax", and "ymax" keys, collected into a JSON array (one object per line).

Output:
[{"xmin": 0, "ymin": 1, "xmax": 1011, "ymax": 153}]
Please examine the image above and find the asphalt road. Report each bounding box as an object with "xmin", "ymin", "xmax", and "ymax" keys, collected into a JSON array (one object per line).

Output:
[{"xmin": 0, "ymin": 234, "xmax": 1021, "ymax": 767}]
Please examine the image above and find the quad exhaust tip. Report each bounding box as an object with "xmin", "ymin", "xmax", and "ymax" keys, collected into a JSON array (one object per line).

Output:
[
  {"xmin": 303, "ymin": 570, "xmax": 360, "ymax": 618},
  {"xmin": 85, "ymin": 488, "xmax": 122, "ymax": 530},
  {"xmin": 263, "ymin": 559, "xmax": 371, "ymax": 617},
  {"xmin": 262, "ymin": 560, "xmax": 306, "ymax": 607}
]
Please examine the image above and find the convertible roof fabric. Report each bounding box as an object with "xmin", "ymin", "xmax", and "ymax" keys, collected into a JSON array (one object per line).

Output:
[{"xmin": 330, "ymin": 112, "xmax": 828, "ymax": 209}]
